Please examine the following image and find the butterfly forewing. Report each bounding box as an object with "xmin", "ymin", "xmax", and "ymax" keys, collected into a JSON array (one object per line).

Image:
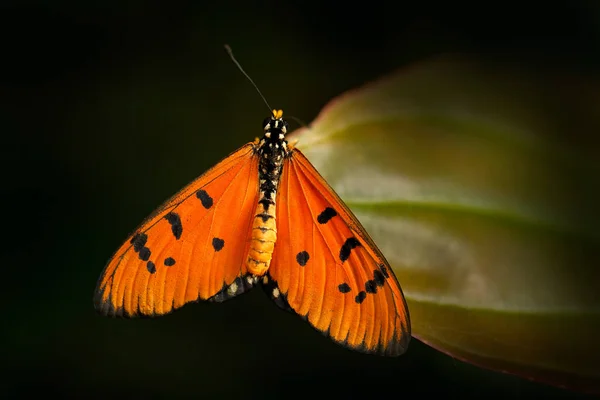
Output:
[
  {"xmin": 266, "ymin": 149, "xmax": 410, "ymax": 356},
  {"xmin": 95, "ymin": 144, "xmax": 260, "ymax": 317}
]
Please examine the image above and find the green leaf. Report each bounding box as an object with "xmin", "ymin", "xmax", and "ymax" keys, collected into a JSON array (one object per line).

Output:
[{"xmin": 290, "ymin": 57, "xmax": 600, "ymax": 393}]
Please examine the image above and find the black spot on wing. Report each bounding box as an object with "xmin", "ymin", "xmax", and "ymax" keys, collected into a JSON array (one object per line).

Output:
[
  {"xmin": 374, "ymin": 270, "xmax": 385, "ymax": 286},
  {"xmin": 339, "ymin": 237, "xmax": 361, "ymax": 262},
  {"xmin": 146, "ymin": 261, "xmax": 156, "ymax": 274},
  {"xmin": 355, "ymin": 291, "xmax": 367, "ymax": 304},
  {"xmin": 296, "ymin": 251, "xmax": 310, "ymax": 266},
  {"xmin": 130, "ymin": 232, "xmax": 147, "ymax": 252},
  {"xmin": 130, "ymin": 232, "xmax": 152, "ymax": 262},
  {"xmin": 317, "ymin": 207, "xmax": 337, "ymax": 224},
  {"xmin": 338, "ymin": 283, "xmax": 351, "ymax": 293},
  {"xmin": 196, "ymin": 189, "xmax": 213, "ymax": 209},
  {"xmin": 379, "ymin": 264, "xmax": 390, "ymax": 278},
  {"xmin": 212, "ymin": 237, "xmax": 225, "ymax": 251},
  {"xmin": 365, "ymin": 280, "xmax": 377, "ymax": 294},
  {"xmin": 164, "ymin": 212, "xmax": 183, "ymax": 240},
  {"xmin": 138, "ymin": 247, "xmax": 151, "ymax": 261},
  {"xmin": 164, "ymin": 257, "xmax": 176, "ymax": 266}
]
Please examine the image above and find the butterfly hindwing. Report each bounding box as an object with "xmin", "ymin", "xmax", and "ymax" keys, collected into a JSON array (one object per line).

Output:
[
  {"xmin": 266, "ymin": 148, "xmax": 411, "ymax": 356},
  {"xmin": 95, "ymin": 143, "xmax": 260, "ymax": 317}
]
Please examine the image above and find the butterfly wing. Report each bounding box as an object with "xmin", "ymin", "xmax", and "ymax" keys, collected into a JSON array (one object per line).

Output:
[
  {"xmin": 265, "ymin": 148, "xmax": 411, "ymax": 356},
  {"xmin": 95, "ymin": 143, "xmax": 260, "ymax": 317}
]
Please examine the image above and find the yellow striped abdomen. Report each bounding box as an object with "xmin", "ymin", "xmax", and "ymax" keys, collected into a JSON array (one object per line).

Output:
[{"xmin": 246, "ymin": 201, "xmax": 277, "ymax": 276}]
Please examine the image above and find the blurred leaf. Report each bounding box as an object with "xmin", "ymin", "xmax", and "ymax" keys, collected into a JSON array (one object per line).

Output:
[{"xmin": 290, "ymin": 57, "xmax": 600, "ymax": 393}]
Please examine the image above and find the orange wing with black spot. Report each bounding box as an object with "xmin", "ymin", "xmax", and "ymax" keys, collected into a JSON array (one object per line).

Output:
[
  {"xmin": 95, "ymin": 143, "xmax": 260, "ymax": 317},
  {"xmin": 265, "ymin": 148, "xmax": 411, "ymax": 356}
]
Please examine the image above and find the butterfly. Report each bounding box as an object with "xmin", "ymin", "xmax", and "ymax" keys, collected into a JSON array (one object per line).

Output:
[{"xmin": 94, "ymin": 109, "xmax": 411, "ymax": 356}]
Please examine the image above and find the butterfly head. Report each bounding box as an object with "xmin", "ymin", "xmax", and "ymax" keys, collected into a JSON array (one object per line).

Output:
[{"xmin": 263, "ymin": 109, "xmax": 288, "ymax": 140}]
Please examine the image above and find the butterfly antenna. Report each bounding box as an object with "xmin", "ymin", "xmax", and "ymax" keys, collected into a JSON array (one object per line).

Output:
[
  {"xmin": 224, "ymin": 44, "xmax": 272, "ymax": 113},
  {"xmin": 287, "ymin": 115, "xmax": 309, "ymax": 129}
]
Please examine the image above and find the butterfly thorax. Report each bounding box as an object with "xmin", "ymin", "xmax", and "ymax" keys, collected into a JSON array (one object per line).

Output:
[{"xmin": 246, "ymin": 109, "xmax": 289, "ymax": 276}]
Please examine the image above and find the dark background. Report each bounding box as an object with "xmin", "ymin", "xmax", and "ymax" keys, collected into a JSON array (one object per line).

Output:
[{"xmin": 2, "ymin": 1, "xmax": 598, "ymax": 398}]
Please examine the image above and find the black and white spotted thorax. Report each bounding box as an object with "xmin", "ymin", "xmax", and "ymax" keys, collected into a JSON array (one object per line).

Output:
[{"xmin": 255, "ymin": 109, "xmax": 290, "ymax": 207}]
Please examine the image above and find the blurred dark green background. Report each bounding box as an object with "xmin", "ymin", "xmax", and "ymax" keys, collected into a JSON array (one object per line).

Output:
[{"xmin": 2, "ymin": 1, "xmax": 598, "ymax": 398}]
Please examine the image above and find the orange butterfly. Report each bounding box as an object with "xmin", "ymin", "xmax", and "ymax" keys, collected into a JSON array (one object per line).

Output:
[{"xmin": 94, "ymin": 108, "xmax": 411, "ymax": 356}]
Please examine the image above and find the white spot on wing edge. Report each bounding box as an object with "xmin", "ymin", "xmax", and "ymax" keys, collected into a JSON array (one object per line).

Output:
[
  {"xmin": 227, "ymin": 281, "xmax": 238, "ymax": 295},
  {"xmin": 273, "ymin": 287, "xmax": 280, "ymax": 298}
]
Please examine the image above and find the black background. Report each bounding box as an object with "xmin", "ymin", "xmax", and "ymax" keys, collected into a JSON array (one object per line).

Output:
[{"xmin": 2, "ymin": 1, "xmax": 598, "ymax": 398}]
